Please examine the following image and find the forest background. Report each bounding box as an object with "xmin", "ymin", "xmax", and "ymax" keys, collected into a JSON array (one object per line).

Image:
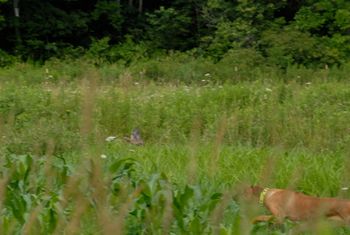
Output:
[{"xmin": 0, "ymin": 0, "xmax": 350, "ymax": 70}]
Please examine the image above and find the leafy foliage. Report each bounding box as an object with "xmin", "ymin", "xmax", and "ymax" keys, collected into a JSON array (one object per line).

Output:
[
  {"xmin": 146, "ymin": 6, "xmax": 193, "ymax": 50},
  {"xmin": 91, "ymin": 1, "xmax": 123, "ymax": 40},
  {"xmin": 0, "ymin": 0, "xmax": 350, "ymax": 68}
]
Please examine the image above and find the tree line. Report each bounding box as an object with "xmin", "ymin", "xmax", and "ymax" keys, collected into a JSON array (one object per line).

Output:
[{"xmin": 0, "ymin": 0, "xmax": 350, "ymax": 68}]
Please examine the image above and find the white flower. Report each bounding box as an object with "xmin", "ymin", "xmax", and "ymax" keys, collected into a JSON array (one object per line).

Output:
[
  {"xmin": 341, "ymin": 187, "xmax": 349, "ymax": 191},
  {"xmin": 305, "ymin": 82, "xmax": 312, "ymax": 85},
  {"xmin": 105, "ymin": 136, "xmax": 117, "ymax": 142},
  {"xmin": 100, "ymin": 154, "xmax": 107, "ymax": 159},
  {"xmin": 201, "ymin": 79, "xmax": 206, "ymax": 82},
  {"xmin": 134, "ymin": 82, "xmax": 139, "ymax": 85},
  {"xmin": 204, "ymin": 73, "xmax": 211, "ymax": 77},
  {"xmin": 265, "ymin": 88, "xmax": 272, "ymax": 92}
]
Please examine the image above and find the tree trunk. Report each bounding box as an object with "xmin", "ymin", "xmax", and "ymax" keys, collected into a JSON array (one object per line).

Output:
[
  {"xmin": 138, "ymin": 0, "xmax": 143, "ymax": 13},
  {"xmin": 13, "ymin": 0, "xmax": 21, "ymax": 47}
]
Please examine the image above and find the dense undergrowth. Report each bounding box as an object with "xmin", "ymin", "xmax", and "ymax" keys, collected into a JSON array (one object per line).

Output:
[
  {"xmin": 2, "ymin": 52, "xmax": 350, "ymax": 84},
  {"xmin": 1, "ymin": 61, "xmax": 350, "ymax": 234}
]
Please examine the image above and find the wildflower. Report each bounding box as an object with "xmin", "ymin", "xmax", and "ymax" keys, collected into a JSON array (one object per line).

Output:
[
  {"xmin": 204, "ymin": 73, "xmax": 211, "ymax": 77},
  {"xmin": 45, "ymin": 68, "xmax": 53, "ymax": 79},
  {"xmin": 305, "ymin": 82, "xmax": 312, "ymax": 86},
  {"xmin": 100, "ymin": 154, "xmax": 107, "ymax": 159},
  {"xmin": 134, "ymin": 82, "xmax": 139, "ymax": 85},
  {"xmin": 105, "ymin": 136, "xmax": 117, "ymax": 142},
  {"xmin": 341, "ymin": 187, "xmax": 349, "ymax": 191}
]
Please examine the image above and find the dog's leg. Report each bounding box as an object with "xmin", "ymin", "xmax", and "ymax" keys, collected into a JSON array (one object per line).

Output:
[
  {"xmin": 252, "ymin": 215, "xmax": 274, "ymax": 223},
  {"xmin": 268, "ymin": 205, "xmax": 286, "ymax": 224},
  {"xmin": 327, "ymin": 215, "xmax": 344, "ymax": 222},
  {"xmin": 327, "ymin": 213, "xmax": 349, "ymax": 226}
]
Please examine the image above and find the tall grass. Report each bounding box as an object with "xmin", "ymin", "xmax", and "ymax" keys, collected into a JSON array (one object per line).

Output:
[
  {"xmin": 1, "ymin": 62, "xmax": 350, "ymax": 234},
  {"xmin": 2, "ymin": 78, "xmax": 350, "ymax": 153}
]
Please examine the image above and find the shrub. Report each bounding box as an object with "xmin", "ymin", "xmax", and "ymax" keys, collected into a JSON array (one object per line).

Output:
[
  {"xmin": 260, "ymin": 28, "xmax": 320, "ymax": 68},
  {"xmin": 0, "ymin": 49, "xmax": 17, "ymax": 67}
]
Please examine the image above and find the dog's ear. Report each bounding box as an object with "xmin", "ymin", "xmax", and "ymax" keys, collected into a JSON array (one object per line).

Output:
[{"xmin": 250, "ymin": 185, "xmax": 263, "ymax": 196}]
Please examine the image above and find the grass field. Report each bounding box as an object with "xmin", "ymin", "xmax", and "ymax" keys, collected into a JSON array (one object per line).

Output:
[{"xmin": 1, "ymin": 62, "xmax": 350, "ymax": 234}]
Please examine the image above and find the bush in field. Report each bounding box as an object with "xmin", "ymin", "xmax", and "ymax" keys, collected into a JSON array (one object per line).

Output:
[
  {"xmin": 133, "ymin": 52, "xmax": 215, "ymax": 83},
  {"xmin": 216, "ymin": 48, "xmax": 268, "ymax": 81},
  {"xmin": 0, "ymin": 49, "xmax": 17, "ymax": 67},
  {"xmin": 146, "ymin": 7, "xmax": 193, "ymax": 50},
  {"xmin": 260, "ymin": 28, "xmax": 319, "ymax": 68},
  {"xmin": 86, "ymin": 36, "xmax": 153, "ymax": 65}
]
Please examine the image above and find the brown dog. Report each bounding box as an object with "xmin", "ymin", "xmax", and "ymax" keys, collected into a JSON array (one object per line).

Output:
[{"xmin": 245, "ymin": 186, "xmax": 350, "ymax": 224}]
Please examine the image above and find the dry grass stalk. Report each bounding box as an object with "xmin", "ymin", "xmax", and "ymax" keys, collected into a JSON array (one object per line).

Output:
[
  {"xmin": 22, "ymin": 205, "xmax": 43, "ymax": 235},
  {"xmin": 210, "ymin": 188, "xmax": 234, "ymax": 235},
  {"xmin": 52, "ymin": 174, "xmax": 85, "ymax": 235},
  {"xmin": 80, "ymin": 71, "xmax": 99, "ymax": 141},
  {"xmin": 98, "ymin": 185, "xmax": 143, "ymax": 235},
  {"xmin": 63, "ymin": 196, "xmax": 89, "ymax": 235},
  {"xmin": 258, "ymin": 154, "xmax": 280, "ymax": 187},
  {"xmin": 187, "ymin": 117, "xmax": 201, "ymax": 184},
  {"xmin": 161, "ymin": 185, "xmax": 174, "ymax": 235},
  {"xmin": 209, "ymin": 114, "xmax": 227, "ymax": 176},
  {"xmin": 0, "ymin": 176, "xmax": 9, "ymax": 218}
]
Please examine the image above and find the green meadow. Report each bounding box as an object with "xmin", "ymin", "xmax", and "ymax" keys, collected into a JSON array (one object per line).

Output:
[{"xmin": 1, "ymin": 61, "xmax": 350, "ymax": 234}]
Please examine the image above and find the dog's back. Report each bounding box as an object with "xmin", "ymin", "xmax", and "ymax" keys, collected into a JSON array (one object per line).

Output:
[{"xmin": 264, "ymin": 188, "xmax": 350, "ymax": 222}]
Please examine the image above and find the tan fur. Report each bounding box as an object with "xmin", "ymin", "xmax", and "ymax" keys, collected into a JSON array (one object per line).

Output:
[{"xmin": 246, "ymin": 186, "xmax": 350, "ymax": 224}]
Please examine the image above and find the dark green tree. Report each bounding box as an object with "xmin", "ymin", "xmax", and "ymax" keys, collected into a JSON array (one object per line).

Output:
[{"xmin": 145, "ymin": 6, "xmax": 192, "ymax": 50}]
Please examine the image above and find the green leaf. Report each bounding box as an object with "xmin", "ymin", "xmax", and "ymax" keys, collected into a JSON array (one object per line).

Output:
[{"xmin": 335, "ymin": 9, "xmax": 350, "ymax": 31}]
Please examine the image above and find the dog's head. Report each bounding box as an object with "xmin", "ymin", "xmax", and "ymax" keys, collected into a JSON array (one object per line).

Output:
[
  {"xmin": 233, "ymin": 185, "xmax": 263, "ymax": 202},
  {"xmin": 243, "ymin": 185, "xmax": 264, "ymax": 201}
]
